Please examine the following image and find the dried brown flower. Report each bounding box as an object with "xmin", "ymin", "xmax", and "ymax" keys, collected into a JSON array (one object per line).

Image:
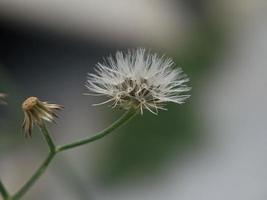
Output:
[
  {"xmin": 22, "ymin": 97, "xmax": 63, "ymax": 137},
  {"xmin": 0, "ymin": 93, "xmax": 7, "ymax": 104}
]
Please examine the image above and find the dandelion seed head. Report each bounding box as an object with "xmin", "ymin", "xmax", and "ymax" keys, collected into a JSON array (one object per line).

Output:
[{"xmin": 86, "ymin": 48, "xmax": 191, "ymax": 114}]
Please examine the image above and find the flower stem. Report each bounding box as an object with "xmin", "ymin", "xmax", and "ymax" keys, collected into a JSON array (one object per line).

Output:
[
  {"xmin": 39, "ymin": 123, "xmax": 56, "ymax": 153},
  {"xmin": 0, "ymin": 180, "xmax": 10, "ymax": 200},
  {"xmin": 13, "ymin": 152, "xmax": 55, "ymax": 200},
  {"xmin": 56, "ymin": 108, "xmax": 137, "ymax": 152},
  {"xmin": 12, "ymin": 109, "xmax": 137, "ymax": 199},
  {"xmin": 13, "ymin": 124, "xmax": 57, "ymax": 199}
]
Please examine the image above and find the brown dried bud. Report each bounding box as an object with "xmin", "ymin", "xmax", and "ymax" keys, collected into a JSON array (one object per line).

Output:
[
  {"xmin": 0, "ymin": 93, "xmax": 7, "ymax": 105},
  {"xmin": 22, "ymin": 97, "xmax": 63, "ymax": 137}
]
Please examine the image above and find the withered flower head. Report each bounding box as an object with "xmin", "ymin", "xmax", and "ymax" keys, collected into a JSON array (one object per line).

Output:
[
  {"xmin": 0, "ymin": 93, "xmax": 7, "ymax": 105},
  {"xmin": 22, "ymin": 97, "xmax": 63, "ymax": 137}
]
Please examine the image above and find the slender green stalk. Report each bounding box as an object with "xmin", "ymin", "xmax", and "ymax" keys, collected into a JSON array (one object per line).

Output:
[
  {"xmin": 0, "ymin": 180, "xmax": 10, "ymax": 200},
  {"xmin": 13, "ymin": 152, "xmax": 55, "ymax": 200},
  {"xmin": 57, "ymin": 108, "xmax": 137, "ymax": 152},
  {"xmin": 39, "ymin": 124, "xmax": 56, "ymax": 153},
  {"xmin": 13, "ymin": 124, "xmax": 57, "ymax": 199},
  {"xmin": 12, "ymin": 109, "xmax": 137, "ymax": 199}
]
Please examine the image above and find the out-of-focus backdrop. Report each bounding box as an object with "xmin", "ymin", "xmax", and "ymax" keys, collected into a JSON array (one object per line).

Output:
[{"xmin": 0, "ymin": 0, "xmax": 267, "ymax": 199}]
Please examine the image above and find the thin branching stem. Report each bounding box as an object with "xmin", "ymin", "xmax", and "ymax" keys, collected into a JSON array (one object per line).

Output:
[
  {"xmin": 13, "ymin": 153, "xmax": 55, "ymax": 200},
  {"xmin": 0, "ymin": 180, "xmax": 10, "ymax": 200},
  {"xmin": 57, "ymin": 108, "xmax": 137, "ymax": 152},
  {"xmin": 11, "ymin": 109, "xmax": 137, "ymax": 200}
]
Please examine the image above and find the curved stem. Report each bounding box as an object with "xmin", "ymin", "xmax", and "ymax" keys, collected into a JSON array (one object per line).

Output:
[
  {"xmin": 0, "ymin": 180, "xmax": 10, "ymax": 199},
  {"xmin": 12, "ymin": 109, "xmax": 137, "ymax": 199},
  {"xmin": 57, "ymin": 108, "xmax": 137, "ymax": 152}
]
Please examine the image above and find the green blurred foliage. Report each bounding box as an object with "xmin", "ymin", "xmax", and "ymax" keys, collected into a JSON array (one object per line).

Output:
[{"xmin": 99, "ymin": 104, "xmax": 197, "ymax": 184}]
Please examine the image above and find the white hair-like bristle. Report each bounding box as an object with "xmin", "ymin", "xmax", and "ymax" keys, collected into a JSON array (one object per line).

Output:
[{"xmin": 86, "ymin": 48, "xmax": 191, "ymax": 114}]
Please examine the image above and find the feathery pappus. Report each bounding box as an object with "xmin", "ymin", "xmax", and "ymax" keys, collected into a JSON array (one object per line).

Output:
[{"xmin": 86, "ymin": 49, "xmax": 191, "ymax": 114}]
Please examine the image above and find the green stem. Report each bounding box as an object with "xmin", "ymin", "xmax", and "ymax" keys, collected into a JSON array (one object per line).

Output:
[
  {"xmin": 39, "ymin": 124, "xmax": 56, "ymax": 153},
  {"xmin": 13, "ymin": 152, "xmax": 55, "ymax": 200},
  {"xmin": 13, "ymin": 124, "xmax": 57, "ymax": 199},
  {"xmin": 0, "ymin": 180, "xmax": 10, "ymax": 200},
  {"xmin": 57, "ymin": 108, "xmax": 137, "ymax": 152},
  {"xmin": 12, "ymin": 109, "xmax": 137, "ymax": 199}
]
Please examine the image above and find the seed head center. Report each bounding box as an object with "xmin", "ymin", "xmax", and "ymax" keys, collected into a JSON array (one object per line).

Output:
[{"xmin": 22, "ymin": 97, "xmax": 38, "ymax": 111}]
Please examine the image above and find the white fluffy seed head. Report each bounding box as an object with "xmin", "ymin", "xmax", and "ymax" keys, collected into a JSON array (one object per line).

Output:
[{"xmin": 86, "ymin": 48, "xmax": 191, "ymax": 114}]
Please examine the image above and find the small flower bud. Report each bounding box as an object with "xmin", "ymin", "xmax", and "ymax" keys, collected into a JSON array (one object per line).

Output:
[{"xmin": 22, "ymin": 97, "xmax": 63, "ymax": 137}]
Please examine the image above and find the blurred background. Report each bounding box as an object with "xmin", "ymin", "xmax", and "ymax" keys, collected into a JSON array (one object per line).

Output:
[{"xmin": 0, "ymin": 0, "xmax": 267, "ymax": 199}]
